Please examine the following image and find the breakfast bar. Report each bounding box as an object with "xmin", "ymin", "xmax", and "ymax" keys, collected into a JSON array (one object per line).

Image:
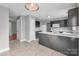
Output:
[{"xmin": 39, "ymin": 32, "xmax": 79, "ymax": 56}]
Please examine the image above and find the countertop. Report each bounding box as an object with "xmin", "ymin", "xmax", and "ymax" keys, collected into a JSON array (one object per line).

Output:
[{"xmin": 39, "ymin": 32, "xmax": 79, "ymax": 38}]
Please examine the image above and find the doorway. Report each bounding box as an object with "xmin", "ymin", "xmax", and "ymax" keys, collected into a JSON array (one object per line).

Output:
[{"xmin": 9, "ymin": 21, "xmax": 17, "ymax": 41}]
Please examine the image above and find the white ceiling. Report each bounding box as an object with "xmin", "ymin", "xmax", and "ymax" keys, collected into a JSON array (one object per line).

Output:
[{"xmin": 0, "ymin": 3, "xmax": 77, "ymax": 20}]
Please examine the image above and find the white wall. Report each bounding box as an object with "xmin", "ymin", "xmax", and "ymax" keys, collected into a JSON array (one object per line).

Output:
[
  {"xmin": 9, "ymin": 22, "xmax": 12, "ymax": 36},
  {"xmin": 22, "ymin": 15, "xmax": 35, "ymax": 42},
  {"xmin": 17, "ymin": 15, "xmax": 36, "ymax": 42},
  {"xmin": 17, "ymin": 16, "xmax": 26, "ymax": 41},
  {"xmin": 21, "ymin": 16, "xmax": 26, "ymax": 41},
  {"xmin": 17, "ymin": 19, "xmax": 21, "ymax": 40},
  {"xmin": 29, "ymin": 16, "xmax": 35, "ymax": 41},
  {"xmin": 0, "ymin": 6, "xmax": 9, "ymax": 52},
  {"xmin": 25, "ymin": 16, "xmax": 30, "ymax": 41}
]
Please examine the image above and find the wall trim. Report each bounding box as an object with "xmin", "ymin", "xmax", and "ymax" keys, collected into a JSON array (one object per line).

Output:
[
  {"xmin": 20, "ymin": 39, "xmax": 26, "ymax": 42},
  {"xmin": 0, "ymin": 47, "xmax": 10, "ymax": 53},
  {"xmin": 20, "ymin": 39, "xmax": 36, "ymax": 43},
  {"xmin": 25, "ymin": 39, "xmax": 33, "ymax": 43}
]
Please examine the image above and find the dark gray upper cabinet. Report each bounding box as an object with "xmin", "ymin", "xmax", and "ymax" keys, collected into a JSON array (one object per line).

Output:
[
  {"xmin": 35, "ymin": 21, "xmax": 40, "ymax": 27},
  {"xmin": 60, "ymin": 20, "xmax": 65, "ymax": 27},
  {"xmin": 47, "ymin": 23, "xmax": 51, "ymax": 32},
  {"xmin": 60, "ymin": 20, "xmax": 68, "ymax": 27},
  {"xmin": 50, "ymin": 20, "xmax": 68, "ymax": 27},
  {"xmin": 68, "ymin": 8, "xmax": 79, "ymax": 26},
  {"xmin": 78, "ymin": 8, "xmax": 79, "ymax": 26}
]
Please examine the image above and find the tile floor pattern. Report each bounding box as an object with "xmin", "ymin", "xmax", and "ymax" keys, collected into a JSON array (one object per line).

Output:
[{"xmin": 0, "ymin": 40, "xmax": 65, "ymax": 56}]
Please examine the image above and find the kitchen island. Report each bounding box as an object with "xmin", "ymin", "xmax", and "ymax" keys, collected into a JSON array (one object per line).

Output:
[{"xmin": 38, "ymin": 32, "xmax": 79, "ymax": 56}]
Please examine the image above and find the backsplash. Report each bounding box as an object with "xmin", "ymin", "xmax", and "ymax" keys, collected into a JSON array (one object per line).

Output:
[
  {"xmin": 51, "ymin": 27, "xmax": 72, "ymax": 33},
  {"xmin": 51, "ymin": 26, "xmax": 79, "ymax": 34},
  {"xmin": 72, "ymin": 26, "xmax": 79, "ymax": 34}
]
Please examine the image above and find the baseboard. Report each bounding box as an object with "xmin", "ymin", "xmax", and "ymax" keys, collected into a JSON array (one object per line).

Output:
[
  {"xmin": 0, "ymin": 47, "xmax": 10, "ymax": 53},
  {"xmin": 26, "ymin": 39, "xmax": 37, "ymax": 43},
  {"xmin": 20, "ymin": 39, "xmax": 36, "ymax": 43},
  {"xmin": 33, "ymin": 39, "xmax": 36, "ymax": 40},
  {"xmin": 20, "ymin": 39, "xmax": 26, "ymax": 42},
  {"xmin": 26, "ymin": 39, "xmax": 32, "ymax": 43}
]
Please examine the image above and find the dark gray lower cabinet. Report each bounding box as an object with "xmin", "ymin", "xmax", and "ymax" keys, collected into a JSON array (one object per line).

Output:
[
  {"xmin": 39, "ymin": 34, "xmax": 51, "ymax": 48},
  {"xmin": 36, "ymin": 31, "xmax": 41, "ymax": 39},
  {"xmin": 39, "ymin": 33, "xmax": 78, "ymax": 56}
]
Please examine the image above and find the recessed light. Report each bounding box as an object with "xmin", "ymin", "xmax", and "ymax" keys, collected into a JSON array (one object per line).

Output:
[{"xmin": 48, "ymin": 16, "xmax": 50, "ymax": 18}]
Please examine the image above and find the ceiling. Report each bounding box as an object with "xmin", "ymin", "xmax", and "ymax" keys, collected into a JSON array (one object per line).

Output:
[{"xmin": 0, "ymin": 3, "xmax": 77, "ymax": 21}]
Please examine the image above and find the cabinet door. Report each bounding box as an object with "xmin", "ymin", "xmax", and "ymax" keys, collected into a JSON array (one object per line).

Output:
[
  {"xmin": 39, "ymin": 33, "xmax": 51, "ymax": 48},
  {"xmin": 60, "ymin": 20, "xmax": 64, "ymax": 27},
  {"xmin": 47, "ymin": 23, "xmax": 51, "ymax": 32},
  {"xmin": 78, "ymin": 9, "xmax": 79, "ymax": 26},
  {"xmin": 70, "ymin": 38, "xmax": 78, "ymax": 56},
  {"xmin": 68, "ymin": 8, "xmax": 78, "ymax": 26},
  {"xmin": 51, "ymin": 20, "xmax": 68, "ymax": 27},
  {"xmin": 64, "ymin": 20, "xmax": 68, "ymax": 27},
  {"xmin": 36, "ymin": 21, "xmax": 40, "ymax": 27},
  {"xmin": 49, "ymin": 35, "xmax": 71, "ymax": 51},
  {"xmin": 60, "ymin": 20, "xmax": 68, "ymax": 27}
]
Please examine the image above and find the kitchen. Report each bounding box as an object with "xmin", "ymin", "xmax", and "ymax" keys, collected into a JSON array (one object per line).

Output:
[
  {"xmin": 0, "ymin": 3, "xmax": 79, "ymax": 56},
  {"xmin": 35, "ymin": 7, "xmax": 79, "ymax": 56}
]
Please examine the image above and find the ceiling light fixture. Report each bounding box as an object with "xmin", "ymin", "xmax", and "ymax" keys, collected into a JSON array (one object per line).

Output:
[{"xmin": 25, "ymin": 3, "xmax": 39, "ymax": 12}]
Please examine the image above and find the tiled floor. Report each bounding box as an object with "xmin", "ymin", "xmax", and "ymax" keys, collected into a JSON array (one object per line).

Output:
[{"xmin": 0, "ymin": 40, "xmax": 65, "ymax": 56}]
